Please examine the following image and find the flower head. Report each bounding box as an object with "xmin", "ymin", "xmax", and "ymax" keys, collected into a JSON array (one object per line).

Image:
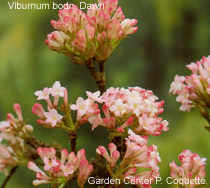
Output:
[
  {"xmin": 169, "ymin": 150, "xmax": 206, "ymax": 187},
  {"xmin": 96, "ymin": 130, "xmax": 161, "ymax": 187},
  {"xmin": 170, "ymin": 55, "xmax": 210, "ymax": 112},
  {"xmin": 46, "ymin": 0, "xmax": 137, "ymax": 64},
  {"xmin": 33, "ymin": 81, "xmax": 69, "ymax": 129},
  {"xmin": 28, "ymin": 147, "xmax": 92, "ymax": 187},
  {"xmin": 72, "ymin": 87, "xmax": 169, "ymax": 135}
]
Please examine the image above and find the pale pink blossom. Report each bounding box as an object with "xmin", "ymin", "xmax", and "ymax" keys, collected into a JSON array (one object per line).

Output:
[
  {"xmin": 97, "ymin": 131, "xmax": 161, "ymax": 187},
  {"xmin": 0, "ymin": 121, "xmax": 10, "ymax": 132},
  {"xmin": 50, "ymin": 81, "xmax": 65, "ymax": 97},
  {"xmin": 0, "ymin": 144, "xmax": 17, "ymax": 175},
  {"xmin": 35, "ymin": 87, "xmax": 50, "ymax": 100},
  {"xmin": 170, "ymin": 150, "xmax": 206, "ymax": 188},
  {"xmin": 169, "ymin": 75, "xmax": 185, "ymax": 95},
  {"xmin": 88, "ymin": 114, "xmax": 104, "ymax": 130},
  {"xmin": 60, "ymin": 163, "xmax": 74, "ymax": 177},
  {"xmin": 28, "ymin": 147, "xmax": 91, "ymax": 187},
  {"xmin": 70, "ymin": 97, "xmax": 95, "ymax": 120},
  {"xmin": 46, "ymin": 0, "xmax": 137, "ymax": 63},
  {"xmin": 43, "ymin": 157, "xmax": 60, "ymax": 171},
  {"xmin": 110, "ymin": 99, "xmax": 127, "ymax": 116},
  {"xmin": 170, "ymin": 55, "xmax": 210, "ymax": 112},
  {"xmin": 28, "ymin": 161, "xmax": 51, "ymax": 186},
  {"xmin": 86, "ymin": 91, "xmax": 103, "ymax": 103},
  {"xmin": 79, "ymin": 87, "xmax": 169, "ymax": 135},
  {"xmin": 44, "ymin": 109, "xmax": 62, "ymax": 127}
]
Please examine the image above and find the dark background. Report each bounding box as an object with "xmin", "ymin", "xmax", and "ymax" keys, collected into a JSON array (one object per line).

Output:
[{"xmin": 0, "ymin": 0, "xmax": 210, "ymax": 187}]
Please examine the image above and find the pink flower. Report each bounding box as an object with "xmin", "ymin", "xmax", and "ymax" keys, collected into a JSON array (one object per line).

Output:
[
  {"xmin": 70, "ymin": 97, "xmax": 94, "ymax": 120},
  {"xmin": 29, "ymin": 147, "xmax": 90, "ymax": 187},
  {"xmin": 13, "ymin": 103, "xmax": 23, "ymax": 122},
  {"xmin": 169, "ymin": 75, "xmax": 185, "ymax": 95},
  {"xmin": 37, "ymin": 147, "xmax": 56, "ymax": 160},
  {"xmin": 170, "ymin": 55, "xmax": 210, "ymax": 113},
  {"xmin": 45, "ymin": 31, "xmax": 69, "ymax": 52},
  {"xmin": 96, "ymin": 131, "xmax": 161, "ymax": 187},
  {"xmin": 35, "ymin": 87, "xmax": 50, "ymax": 100},
  {"xmin": 78, "ymin": 159, "xmax": 93, "ymax": 186},
  {"xmin": 97, "ymin": 144, "xmax": 120, "ymax": 169},
  {"xmin": 78, "ymin": 87, "xmax": 168, "ymax": 136},
  {"xmin": 86, "ymin": 91, "xmax": 103, "ymax": 103},
  {"xmin": 35, "ymin": 87, "xmax": 53, "ymax": 108},
  {"xmin": 44, "ymin": 109, "xmax": 62, "ymax": 127},
  {"xmin": 0, "ymin": 121, "xmax": 10, "ymax": 132},
  {"xmin": 0, "ymin": 144, "xmax": 17, "ymax": 175},
  {"xmin": 121, "ymin": 19, "xmax": 138, "ymax": 35},
  {"xmin": 60, "ymin": 163, "xmax": 74, "ymax": 177},
  {"xmin": 169, "ymin": 150, "xmax": 206, "ymax": 187},
  {"xmin": 43, "ymin": 157, "xmax": 60, "ymax": 171},
  {"xmin": 0, "ymin": 103, "xmax": 33, "ymax": 139},
  {"xmin": 88, "ymin": 114, "xmax": 104, "ymax": 130},
  {"xmin": 109, "ymin": 99, "xmax": 127, "ymax": 116},
  {"xmin": 46, "ymin": 0, "xmax": 137, "ymax": 64},
  {"xmin": 50, "ymin": 81, "xmax": 65, "ymax": 97},
  {"xmin": 127, "ymin": 129, "xmax": 148, "ymax": 145},
  {"xmin": 32, "ymin": 103, "xmax": 45, "ymax": 118}
]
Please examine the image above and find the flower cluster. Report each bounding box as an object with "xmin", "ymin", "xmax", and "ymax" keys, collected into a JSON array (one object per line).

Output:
[
  {"xmin": 71, "ymin": 87, "xmax": 169, "ymax": 135},
  {"xmin": 33, "ymin": 81, "xmax": 68, "ymax": 129},
  {"xmin": 170, "ymin": 150, "xmax": 206, "ymax": 187},
  {"xmin": 97, "ymin": 129, "xmax": 161, "ymax": 187},
  {"xmin": 0, "ymin": 103, "xmax": 33, "ymax": 174},
  {"xmin": 45, "ymin": 0, "xmax": 138, "ymax": 64},
  {"xmin": 170, "ymin": 55, "xmax": 210, "ymax": 112},
  {"xmin": 28, "ymin": 147, "xmax": 93, "ymax": 187}
]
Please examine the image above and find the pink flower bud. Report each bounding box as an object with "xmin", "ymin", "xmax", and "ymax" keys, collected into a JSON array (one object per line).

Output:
[
  {"xmin": 64, "ymin": 88, "xmax": 68, "ymax": 108},
  {"xmin": 96, "ymin": 146, "xmax": 111, "ymax": 162},
  {"xmin": 32, "ymin": 103, "xmax": 45, "ymax": 118},
  {"xmin": 61, "ymin": 149, "xmax": 69, "ymax": 165},
  {"xmin": 169, "ymin": 150, "xmax": 206, "ymax": 187},
  {"xmin": 13, "ymin": 103, "xmax": 23, "ymax": 122},
  {"xmin": 110, "ymin": 150, "xmax": 120, "ymax": 168},
  {"xmin": 79, "ymin": 159, "xmax": 93, "ymax": 181}
]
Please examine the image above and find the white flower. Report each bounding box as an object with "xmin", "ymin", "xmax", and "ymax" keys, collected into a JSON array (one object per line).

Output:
[
  {"xmin": 35, "ymin": 88, "xmax": 50, "ymax": 100},
  {"xmin": 0, "ymin": 121, "xmax": 10, "ymax": 132},
  {"xmin": 110, "ymin": 99, "xmax": 127, "ymax": 116},
  {"xmin": 50, "ymin": 81, "xmax": 65, "ymax": 97}
]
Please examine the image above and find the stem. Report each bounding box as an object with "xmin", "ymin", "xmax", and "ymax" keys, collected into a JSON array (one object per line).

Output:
[
  {"xmin": 25, "ymin": 136, "xmax": 62, "ymax": 157},
  {"xmin": 1, "ymin": 166, "xmax": 18, "ymax": 188},
  {"xmin": 25, "ymin": 136, "xmax": 51, "ymax": 149},
  {"xmin": 69, "ymin": 132, "xmax": 77, "ymax": 152},
  {"xmin": 85, "ymin": 59, "xmax": 106, "ymax": 94},
  {"xmin": 196, "ymin": 105, "xmax": 210, "ymax": 132},
  {"xmin": 98, "ymin": 60, "xmax": 106, "ymax": 94}
]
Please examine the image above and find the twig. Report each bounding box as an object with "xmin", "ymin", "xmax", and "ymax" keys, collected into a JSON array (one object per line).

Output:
[
  {"xmin": 86, "ymin": 59, "xmax": 106, "ymax": 94},
  {"xmin": 69, "ymin": 132, "xmax": 77, "ymax": 152},
  {"xmin": 25, "ymin": 136, "xmax": 62, "ymax": 157},
  {"xmin": 98, "ymin": 60, "xmax": 106, "ymax": 94},
  {"xmin": 197, "ymin": 105, "xmax": 210, "ymax": 132},
  {"xmin": 1, "ymin": 166, "xmax": 18, "ymax": 188}
]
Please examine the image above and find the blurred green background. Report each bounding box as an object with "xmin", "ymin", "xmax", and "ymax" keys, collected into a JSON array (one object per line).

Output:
[{"xmin": 0, "ymin": 0, "xmax": 210, "ymax": 187}]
